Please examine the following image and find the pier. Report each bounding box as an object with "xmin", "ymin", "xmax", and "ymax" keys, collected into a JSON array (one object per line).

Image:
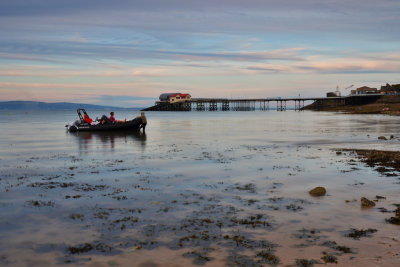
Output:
[{"xmin": 142, "ymin": 94, "xmax": 382, "ymax": 111}]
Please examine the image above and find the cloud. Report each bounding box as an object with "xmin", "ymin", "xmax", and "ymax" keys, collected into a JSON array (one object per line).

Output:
[
  {"xmin": 2, "ymin": 49, "xmax": 400, "ymax": 80},
  {"xmin": 1, "ymin": 0, "xmax": 399, "ymax": 105},
  {"xmin": 67, "ymin": 32, "xmax": 88, "ymax": 43},
  {"xmin": 2, "ymin": 0, "xmax": 400, "ymax": 39},
  {"xmin": 168, "ymin": 49, "xmax": 306, "ymax": 62},
  {"xmin": 243, "ymin": 51, "xmax": 400, "ymax": 74},
  {"xmin": 294, "ymin": 53, "xmax": 400, "ymax": 74},
  {"xmin": 0, "ymin": 53, "xmax": 70, "ymax": 64},
  {"xmin": 0, "ymin": 38, "xmax": 306, "ymax": 63}
]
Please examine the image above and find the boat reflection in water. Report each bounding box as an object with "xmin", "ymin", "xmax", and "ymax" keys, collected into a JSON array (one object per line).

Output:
[{"xmin": 70, "ymin": 131, "xmax": 146, "ymax": 154}]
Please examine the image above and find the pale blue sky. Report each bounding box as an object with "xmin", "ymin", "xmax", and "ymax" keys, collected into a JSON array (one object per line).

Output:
[{"xmin": 1, "ymin": 0, "xmax": 399, "ymax": 107}]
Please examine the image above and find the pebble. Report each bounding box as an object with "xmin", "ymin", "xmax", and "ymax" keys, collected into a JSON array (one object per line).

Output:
[{"xmin": 309, "ymin": 187, "xmax": 326, "ymax": 197}]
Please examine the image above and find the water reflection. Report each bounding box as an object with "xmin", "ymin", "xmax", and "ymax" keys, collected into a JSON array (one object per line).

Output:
[{"xmin": 70, "ymin": 131, "xmax": 146, "ymax": 153}]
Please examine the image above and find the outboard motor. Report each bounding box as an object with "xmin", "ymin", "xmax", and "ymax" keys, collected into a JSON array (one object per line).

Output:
[
  {"xmin": 66, "ymin": 109, "xmax": 88, "ymax": 132},
  {"xmin": 66, "ymin": 119, "xmax": 82, "ymax": 132}
]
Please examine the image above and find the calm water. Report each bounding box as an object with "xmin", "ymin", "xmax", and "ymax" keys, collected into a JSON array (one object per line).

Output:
[{"xmin": 0, "ymin": 110, "xmax": 399, "ymax": 266}]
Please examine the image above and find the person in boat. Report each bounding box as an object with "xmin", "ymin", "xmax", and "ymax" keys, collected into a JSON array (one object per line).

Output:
[
  {"xmin": 109, "ymin": 112, "xmax": 115, "ymax": 123},
  {"xmin": 99, "ymin": 112, "xmax": 125, "ymax": 125},
  {"xmin": 83, "ymin": 112, "xmax": 93, "ymax": 124},
  {"xmin": 137, "ymin": 111, "xmax": 147, "ymax": 132},
  {"xmin": 109, "ymin": 112, "xmax": 126, "ymax": 123},
  {"xmin": 100, "ymin": 114, "xmax": 111, "ymax": 125}
]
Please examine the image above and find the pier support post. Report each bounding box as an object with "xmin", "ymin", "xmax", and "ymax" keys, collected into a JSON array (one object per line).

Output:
[
  {"xmin": 277, "ymin": 100, "xmax": 286, "ymax": 111},
  {"xmin": 295, "ymin": 100, "xmax": 304, "ymax": 111},
  {"xmin": 182, "ymin": 101, "xmax": 191, "ymax": 111},
  {"xmin": 209, "ymin": 101, "xmax": 217, "ymax": 111},
  {"xmin": 222, "ymin": 101, "xmax": 230, "ymax": 111},
  {"xmin": 196, "ymin": 101, "xmax": 205, "ymax": 111},
  {"xmin": 260, "ymin": 101, "xmax": 265, "ymax": 111}
]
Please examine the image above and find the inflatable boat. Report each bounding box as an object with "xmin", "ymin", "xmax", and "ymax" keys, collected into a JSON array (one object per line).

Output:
[{"xmin": 66, "ymin": 109, "xmax": 144, "ymax": 132}]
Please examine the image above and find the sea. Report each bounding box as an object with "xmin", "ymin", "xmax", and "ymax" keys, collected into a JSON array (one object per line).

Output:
[{"xmin": 0, "ymin": 110, "xmax": 399, "ymax": 266}]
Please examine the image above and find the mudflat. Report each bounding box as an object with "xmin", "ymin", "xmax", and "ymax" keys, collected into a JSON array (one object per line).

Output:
[{"xmin": 0, "ymin": 110, "xmax": 399, "ymax": 266}]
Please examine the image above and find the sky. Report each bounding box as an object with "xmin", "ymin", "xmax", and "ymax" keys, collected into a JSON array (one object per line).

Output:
[{"xmin": 0, "ymin": 0, "xmax": 399, "ymax": 107}]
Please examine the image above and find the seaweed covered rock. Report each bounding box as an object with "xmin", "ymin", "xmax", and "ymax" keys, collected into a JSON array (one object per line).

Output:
[
  {"xmin": 345, "ymin": 228, "xmax": 377, "ymax": 239},
  {"xmin": 386, "ymin": 216, "xmax": 400, "ymax": 225},
  {"xmin": 386, "ymin": 205, "xmax": 400, "ymax": 225},
  {"xmin": 309, "ymin": 187, "xmax": 326, "ymax": 197},
  {"xmin": 361, "ymin": 197, "xmax": 376, "ymax": 208}
]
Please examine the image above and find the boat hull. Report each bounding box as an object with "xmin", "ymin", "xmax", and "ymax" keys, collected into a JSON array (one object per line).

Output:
[{"xmin": 68, "ymin": 118, "xmax": 143, "ymax": 132}]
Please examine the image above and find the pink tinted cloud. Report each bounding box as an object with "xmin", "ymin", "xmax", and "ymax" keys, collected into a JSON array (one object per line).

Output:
[
  {"xmin": 245, "ymin": 52, "xmax": 400, "ymax": 74},
  {"xmin": 295, "ymin": 54, "xmax": 400, "ymax": 73},
  {"xmin": 0, "ymin": 80, "xmax": 169, "ymax": 102}
]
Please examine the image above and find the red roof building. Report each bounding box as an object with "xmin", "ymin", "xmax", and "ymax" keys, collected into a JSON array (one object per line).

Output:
[{"xmin": 159, "ymin": 93, "xmax": 191, "ymax": 103}]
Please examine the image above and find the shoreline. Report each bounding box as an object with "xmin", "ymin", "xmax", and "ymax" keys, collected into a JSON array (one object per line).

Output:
[{"xmin": 303, "ymin": 95, "xmax": 400, "ymax": 115}]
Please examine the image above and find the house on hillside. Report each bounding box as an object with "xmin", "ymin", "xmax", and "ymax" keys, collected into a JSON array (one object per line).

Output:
[
  {"xmin": 380, "ymin": 83, "xmax": 400, "ymax": 95},
  {"xmin": 352, "ymin": 86, "xmax": 378, "ymax": 95}
]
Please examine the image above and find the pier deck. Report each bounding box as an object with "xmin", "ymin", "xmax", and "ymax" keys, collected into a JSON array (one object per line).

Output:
[{"xmin": 142, "ymin": 94, "xmax": 382, "ymax": 111}]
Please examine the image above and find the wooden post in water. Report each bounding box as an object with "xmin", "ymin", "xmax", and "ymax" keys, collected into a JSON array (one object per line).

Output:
[
  {"xmin": 294, "ymin": 100, "xmax": 304, "ymax": 111},
  {"xmin": 277, "ymin": 100, "xmax": 287, "ymax": 111},
  {"xmin": 222, "ymin": 101, "xmax": 230, "ymax": 111},
  {"xmin": 209, "ymin": 101, "xmax": 217, "ymax": 111},
  {"xmin": 196, "ymin": 101, "xmax": 205, "ymax": 111}
]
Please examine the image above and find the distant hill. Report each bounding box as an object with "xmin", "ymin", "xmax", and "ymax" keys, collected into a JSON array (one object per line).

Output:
[{"xmin": 0, "ymin": 101, "xmax": 142, "ymax": 111}]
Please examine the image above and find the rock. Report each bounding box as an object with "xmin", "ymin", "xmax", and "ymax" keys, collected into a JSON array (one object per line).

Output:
[
  {"xmin": 361, "ymin": 197, "xmax": 376, "ymax": 207},
  {"xmin": 378, "ymin": 136, "xmax": 387, "ymax": 140},
  {"xmin": 386, "ymin": 206, "xmax": 400, "ymax": 225},
  {"xmin": 309, "ymin": 187, "xmax": 326, "ymax": 197},
  {"xmin": 386, "ymin": 216, "xmax": 400, "ymax": 225}
]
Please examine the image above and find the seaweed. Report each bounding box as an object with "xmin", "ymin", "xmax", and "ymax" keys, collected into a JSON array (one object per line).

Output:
[{"xmin": 345, "ymin": 228, "xmax": 377, "ymax": 239}]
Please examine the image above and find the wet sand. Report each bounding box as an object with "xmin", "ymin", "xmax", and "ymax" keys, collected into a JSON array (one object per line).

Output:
[{"xmin": 1, "ymin": 111, "xmax": 400, "ymax": 266}]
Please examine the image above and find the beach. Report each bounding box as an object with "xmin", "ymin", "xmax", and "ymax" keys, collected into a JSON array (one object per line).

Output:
[{"xmin": 0, "ymin": 110, "xmax": 399, "ymax": 266}]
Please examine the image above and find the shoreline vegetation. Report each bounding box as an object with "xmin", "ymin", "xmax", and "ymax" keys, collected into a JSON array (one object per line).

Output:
[
  {"xmin": 338, "ymin": 148, "xmax": 400, "ymax": 176},
  {"xmin": 337, "ymin": 148, "xmax": 400, "ymax": 225},
  {"xmin": 303, "ymin": 95, "xmax": 400, "ymax": 115}
]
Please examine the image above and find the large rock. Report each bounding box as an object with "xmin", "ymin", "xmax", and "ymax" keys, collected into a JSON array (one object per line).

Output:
[
  {"xmin": 386, "ymin": 206, "xmax": 400, "ymax": 225},
  {"xmin": 309, "ymin": 187, "xmax": 326, "ymax": 196},
  {"xmin": 361, "ymin": 197, "xmax": 376, "ymax": 207}
]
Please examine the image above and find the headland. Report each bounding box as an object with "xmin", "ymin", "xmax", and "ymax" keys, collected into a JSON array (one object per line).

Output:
[{"xmin": 303, "ymin": 95, "xmax": 400, "ymax": 115}]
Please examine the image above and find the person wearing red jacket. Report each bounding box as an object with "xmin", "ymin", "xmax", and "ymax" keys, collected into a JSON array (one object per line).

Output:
[
  {"xmin": 109, "ymin": 112, "xmax": 116, "ymax": 123},
  {"xmin": 83, "ymin": 112, "xmax": 93, "ymax": 124},
  {"xmin": 105, "ymin": 111, "xmax": 126, "ymax": 124}
]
